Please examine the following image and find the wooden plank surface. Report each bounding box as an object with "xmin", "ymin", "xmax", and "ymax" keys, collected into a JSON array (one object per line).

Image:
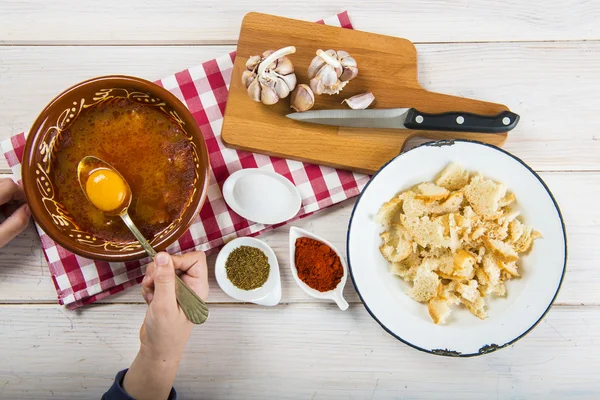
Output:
[
  {"xmin": 1, "ymin": 171, "xmax": 597, "ymax": 305},
  {"xmin": 1, "ymin": 2, "xmax": 598, "ymax": 398},
  {"xmin": 1, "ymin": 0, "xmax": 599, "ymax": 44},
  {"xmin": 2, "ymin": 42, "xmax": 600, "ymax": 173},
  {"xmin": 0, "ymin": 303, "xmax": 598, "ymax": 399}
]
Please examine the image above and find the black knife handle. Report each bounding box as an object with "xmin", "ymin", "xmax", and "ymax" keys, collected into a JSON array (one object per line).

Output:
[{"xmin": 403, "ymin": 109, "xmax": 520, "ymax": 133}]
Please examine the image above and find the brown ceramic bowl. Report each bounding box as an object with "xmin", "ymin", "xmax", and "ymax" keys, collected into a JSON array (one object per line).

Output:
[{"xmin": 22, "ymin": 75, "xmax": 210, "ymax": 261}]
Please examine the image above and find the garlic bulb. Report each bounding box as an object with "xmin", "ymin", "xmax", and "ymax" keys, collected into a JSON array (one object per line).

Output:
[
  {"xmin": 308, "ymin": 49, "xmax": 358, "ymax": 95},
  {"xmin": 290, "ymin": 84, "xmax": 315, "ymax": 112},
  {"xmin": 242, "ymin": 46, "xmax": 297, "ymax": 105},
  {"xmin": 342, "ymin": 92, "xmax": 375, "ymax": 109}
]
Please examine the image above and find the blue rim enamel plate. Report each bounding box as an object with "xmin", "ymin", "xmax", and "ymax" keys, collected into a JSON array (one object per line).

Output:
[{"xmin": 347, "ymin": 140, "xmax": 567, "ymax": 356}]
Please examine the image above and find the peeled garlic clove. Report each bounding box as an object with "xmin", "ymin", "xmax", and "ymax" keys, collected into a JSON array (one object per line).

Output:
[
  {"xmin": 307, "ymin": 57, "xmax": 327, "ymax": 80},
  {"xmin": 279, "ymin": 73, "xmax": 297, "ymax": 92},
  {"xmin": 247, "ymin": 79, "xmax": 261, "ymax": 102},
  {"xmin": 242, "ymin": 71, "xmax": 256, "ymax": 88},
  {"xmin": 340, "ymin": 66, "xmax": 359, "ymax": 82},
  {"xmin": 260, "ymin": 82, "xmax": 279, "ymax": 105},
  {"xmin": 342, "ymin": 92, "xmax": 375, "ymax": 109},
  {"xmin": 309, "ymin": 77, "xmax": 326, "ymax": 95},
  {"xmin": 337, "ymin": 50, "xmax": 350, "ymax": 58},
  {"xmin": 290, "ymin": 84, "xmax": 315, "ymax": 112}
]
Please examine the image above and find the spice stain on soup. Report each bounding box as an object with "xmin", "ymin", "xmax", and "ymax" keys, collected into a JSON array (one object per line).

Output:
[{"xmin": 51, "ymin": 98, "xmax": 195, "ymax": 242}]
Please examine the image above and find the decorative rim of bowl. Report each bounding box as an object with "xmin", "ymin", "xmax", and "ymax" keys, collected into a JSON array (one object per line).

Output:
[
  {"xmin": 346, "ymin": 139, "xmax": 567, "ymax": 357},
  {"xmin": 22, "ymin": 75, "xmax": 210, "ymax": 261}
]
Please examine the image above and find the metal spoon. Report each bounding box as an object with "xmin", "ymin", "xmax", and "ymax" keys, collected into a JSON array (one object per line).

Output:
[{"xmin": 77, "ymin": 156, "xmax": 209, "ymax": 324}]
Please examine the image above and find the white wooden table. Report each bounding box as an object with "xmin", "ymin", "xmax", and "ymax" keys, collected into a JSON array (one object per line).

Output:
[{"xmin": 1, "ymin": 2, "xmax": 599, "ymax": 398}]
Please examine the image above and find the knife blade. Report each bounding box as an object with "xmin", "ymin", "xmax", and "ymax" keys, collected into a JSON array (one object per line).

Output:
[{"xmin": 286, "ymin": 108, "xmax": 520, "ymax": 134}]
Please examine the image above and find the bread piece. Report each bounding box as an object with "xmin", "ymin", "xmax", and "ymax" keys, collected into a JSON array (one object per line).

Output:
[
  {"xmin": 400, "ymin": 215, "xmax": 449, "ymax": 249},
  {"xmin": 379, "ymin": 224, "xmax": 413, "ymax": 263},
  {"xmin": 499, "ymin": 260, "xmax": 520, "ymax": 277},
  {"xmin": 456, "ymin": 280, "xmax": 479, "ymax": 303},
  {"xmin": 375, "ymin": 195, "xmax": 404, "ymax": 225},
  {"xmin": 409, "ymin": 268, "xmax": 440, "ymax": 302},
  {"xmin": 435, "ymin": 162, "xmax": 470, "ymax": 190},
  {"xmin": 391, "ymin": 252, "xmax": 422, "ymax": 282},
  {"xmin": 497, "ymin": 209, "xmax": 520, "ymax": 225},
  {"xmin": 483, "ymin": 236, "xmax": 519, "ymax": 262},
  {"xmin": 453, "ymin": 249, "xmax": 477, "ymax": 280},
  {"xmin": 462, "ymin": 295, "xmax": 487, "ymax": 320},
  {"xmin": 464, "ymin": 175, "xmax": 507, "ymax": 219},
  {"xmin": 435, "ymin": 192, "xmax": 464, "ymax": 214},
  {"xmin": 402, "ymin": 192, "xmax": 431, "ymax": 218},
  {"xmin": 428, "ymin": 297, "xmax": 452, "ymax": 325},
  {"xmin": 513, "ymin": 226, "xmax": 542, "ymax": 253},
  {"xmin": 482, "ymin": 253, "xmax": 502, "ymax": 286},
  {"xmin": 508, "ymin": 219, "xmax": 524, "ymax": 243},
  {"xmin": 415, "ymin": 182, "xmax": 450, "ymax": 201},
  {"xmin": 498, "ymin": 192, "xmax": 516, "ymax": 208}
]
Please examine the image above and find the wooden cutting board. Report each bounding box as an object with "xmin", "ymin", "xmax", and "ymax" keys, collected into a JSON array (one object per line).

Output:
[{"xmin": 221, "ymin": 13, "xmax": 510, "ymax": 174}]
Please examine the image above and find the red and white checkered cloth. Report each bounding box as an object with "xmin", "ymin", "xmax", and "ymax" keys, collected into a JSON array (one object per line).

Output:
[{"xmin": 1, "ymin": 12, "xmax": 368, "ymax": 309}]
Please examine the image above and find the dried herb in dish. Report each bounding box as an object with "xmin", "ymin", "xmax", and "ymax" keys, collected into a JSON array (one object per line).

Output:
[{"xmin": 225, "ymin": 246, "xmax": 270, "ymax": 290}]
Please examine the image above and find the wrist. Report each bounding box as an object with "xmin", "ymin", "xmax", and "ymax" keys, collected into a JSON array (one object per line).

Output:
[{"xmin": 138, "ymin": 343, "xmax": 183, "ymax": 370}]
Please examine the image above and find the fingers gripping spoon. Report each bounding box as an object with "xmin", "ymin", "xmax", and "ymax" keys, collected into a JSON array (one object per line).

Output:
[{"xmin": 77, "ymin": 156, "xmax": 209, "ymax": 324}]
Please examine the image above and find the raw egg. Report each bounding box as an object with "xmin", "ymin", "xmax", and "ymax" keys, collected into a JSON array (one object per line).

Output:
[{"xmin": 85, "ymin": 168, "xmax": 128, "ymax": 213}]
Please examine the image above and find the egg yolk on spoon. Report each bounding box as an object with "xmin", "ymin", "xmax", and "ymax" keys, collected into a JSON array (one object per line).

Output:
[{"xmin": 85, "ymin": 169, "xmax": 127, "ymax": 213}]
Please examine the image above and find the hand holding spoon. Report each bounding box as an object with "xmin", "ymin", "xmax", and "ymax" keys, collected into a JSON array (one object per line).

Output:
[{"xmin": 77, "ymin": 156, "xmax": 209, "ymax": 324}]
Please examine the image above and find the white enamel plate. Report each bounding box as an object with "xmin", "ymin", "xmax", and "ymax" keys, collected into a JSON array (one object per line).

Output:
[{"xmin": 347, "ymin": 140, "xmax": 566, "ymax": 356}]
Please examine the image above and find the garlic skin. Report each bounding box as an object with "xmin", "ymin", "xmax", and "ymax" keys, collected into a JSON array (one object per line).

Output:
[
  {"xmin": 290, "ymin": 84, "xmax": 315, "ymax": 112},
  {"xmin": 308, "ymin": 49, "xmax": 359, "ymax": 95},
  {"xmin": 342, "ymin": 92, "xmax": 375, "ymax": 110},
  {"xmin": 242, "ymin": 46, "xmax": 297, "ymax": 105}
]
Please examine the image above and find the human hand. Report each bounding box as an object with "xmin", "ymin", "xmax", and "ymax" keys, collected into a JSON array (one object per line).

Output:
[
  {"xmin": 0, "ymin": 178, "xmax": 30, "ymax": 248},
  {"xmin": 123, "ymin": 251, "xmax": 208, "ymax": 400}
]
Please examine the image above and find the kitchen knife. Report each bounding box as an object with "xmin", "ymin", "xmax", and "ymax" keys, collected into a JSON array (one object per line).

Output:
[{"xmin": 286, "ymin": 108, "xmax": 519, "ymax": 133}]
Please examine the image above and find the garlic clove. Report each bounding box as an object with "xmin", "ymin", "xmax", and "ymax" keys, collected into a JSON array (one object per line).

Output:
[
  {"xmin": 308, "ymin": 57, "xmax": 327, "ymax": 80},
  {"xmin": 342, "ymin": 92, "xmax": 375, "ymax": 109},
  {"xmin": 274, "ymin": 57, "xmax": 294, "ymax": 75},
  {"xmin": 318, "ymin": 65, "xmax": 338, "ymax": 87},
  {"xmin": 272, "ymin": 77, "xmax": 291, "ymax": 98},
  {"xmin": 340, "ymin": 56, "xmax": 357, "ymax": 68},
  {"xmin": 262, "ymin": 50, "xmax": 274, "ymax": 58},
  {"xmin": 246, "ymin": 55, "xmax": 262, "ymax": 71},
  {"xmin": 309, "ymin": 77, "xmax": 326, "ymax": 95},
  {"xmin": 340, "ymin": 66, "xmax": 359, "ymax": 82},
  {"xmin": 337, "ymin": 50, "xmax": 351, "ymax": 58},
  {"xmin": 242, "ymin": 71, "xmax": 257, "ymax": 88},
  {"xmin": 290, "ymin": 84, "xmax": 315, "ymax": 112},
  {"xmin": 260, "ymin": 82, "xmax": 279, "ymax": 105},
  {"xmin": 247, "ymin": 79, "xmax": 261, "ymax": 102},
  {"xmin": 279, "ymin": 73, "xmax": 297, "ymax": 92}
]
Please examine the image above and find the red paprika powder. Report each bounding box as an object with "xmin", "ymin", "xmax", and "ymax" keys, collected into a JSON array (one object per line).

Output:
[{"xmin": 294, "ymin": 237, "xmax": 344, "ymax": 292}]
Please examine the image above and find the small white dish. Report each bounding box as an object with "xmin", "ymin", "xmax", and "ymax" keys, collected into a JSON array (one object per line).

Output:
[
  {"xmin": 348, "ymin": 140, "xmax": 566, "ymax": 356},
  {"xmin": 289, "ymin": 226, "xmax": 349, "ymax": 310},
  {"xmin": 215, "ymin": 237, "xmax": 281, "ymax": 306},
  {"xmin": 222, "ymin": 168, "xmax": 302, "ymax": 225}
]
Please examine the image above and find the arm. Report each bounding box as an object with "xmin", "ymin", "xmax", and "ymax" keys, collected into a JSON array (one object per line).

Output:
[{"xmin": 103, "ymin": 251, "xmax": 209, "ymax": 400}]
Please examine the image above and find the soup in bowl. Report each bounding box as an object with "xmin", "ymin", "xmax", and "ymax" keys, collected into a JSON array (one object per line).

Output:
[{"xmin": 22, "ymin": 76, "xmax": 210, "ymax": 261}]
